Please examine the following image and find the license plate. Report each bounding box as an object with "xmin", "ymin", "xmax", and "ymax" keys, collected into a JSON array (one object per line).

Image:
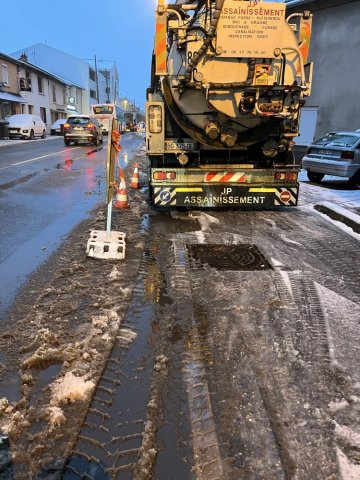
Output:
[
  {"xmin": 165, "ymin": 141, "xmax": 197, "ymax": 151},
  {"xmin": 74, "ymin": 127, "xmax": 83, "ymax": 130},
  {"xmin": 317, "ymin": 149, "xmax": 334, "ymax": 155}
]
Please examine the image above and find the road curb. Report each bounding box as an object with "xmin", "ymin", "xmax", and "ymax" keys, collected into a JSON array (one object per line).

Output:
[
  {"xmin": 314, "ymin": 201, "xmax": 360, "ymax": 234},
  {"xmin": 0, "ymin": 136, "xmax": 60, "ymax": 148}
]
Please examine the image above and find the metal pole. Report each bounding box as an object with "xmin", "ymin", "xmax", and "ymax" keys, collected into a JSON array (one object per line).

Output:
[
  {"xmin": 106, "ymin": 201, "xmax": 112, "ymax": 238},
  {"xmin": 94, "ymin": 54, "xmax": 99, "ymax": 102}
]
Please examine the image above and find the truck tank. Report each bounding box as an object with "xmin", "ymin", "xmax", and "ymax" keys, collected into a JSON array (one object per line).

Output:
[{"xmin": 146, "ymin": 0, "xmax": 313, "ymax": 208}]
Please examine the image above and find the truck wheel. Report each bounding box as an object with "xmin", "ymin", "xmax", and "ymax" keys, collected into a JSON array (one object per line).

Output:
[
  {"xmin": 307, "ymin": 171, "xmax": 324, "ymax": 183},
  {"xmin": 349, "ymin": 170, "xmax": 360, "ymax": 189},
  {"xmin": 29, "ymin": 130, "xmax": 34, "ymax": 140},
  {"xmin": 64, "ymin": 139, "xmax": 71, "ymax": 146}
]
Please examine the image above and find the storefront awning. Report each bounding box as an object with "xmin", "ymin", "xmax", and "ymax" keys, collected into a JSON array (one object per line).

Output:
[{"xmin": 0, "ymin": 92, "xmax": 27, "ymax": 103}]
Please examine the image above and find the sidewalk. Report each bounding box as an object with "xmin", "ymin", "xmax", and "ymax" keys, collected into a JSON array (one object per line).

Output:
[{"xmin": 0, "ymin": 135, "xmax": 60, "ymax": 148}]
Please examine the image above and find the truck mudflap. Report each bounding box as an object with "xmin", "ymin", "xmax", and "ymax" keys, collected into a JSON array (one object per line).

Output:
[{"xmin": 152, "ymin": 185, "xmax": 298, "ymax": 208}]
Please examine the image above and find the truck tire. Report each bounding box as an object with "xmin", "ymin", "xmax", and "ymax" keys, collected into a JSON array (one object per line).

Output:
[
  {"xmin": 307, "ymin": 171, "xmax": 324, "ymax": 183},
  {"xmin": 349, "ymin": 170, "xmax": 360, "ymax": 189},
  {"xmin": 64, "ymin": 139, "xmax": 71, "ymax": 146}
]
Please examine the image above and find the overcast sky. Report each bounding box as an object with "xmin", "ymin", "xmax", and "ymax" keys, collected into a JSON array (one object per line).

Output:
[{"xmin": 0, "ymin": 0, "xmax": 157, "ymax": 109}]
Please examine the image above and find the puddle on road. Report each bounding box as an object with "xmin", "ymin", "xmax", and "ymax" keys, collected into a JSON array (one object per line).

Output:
[
  {"xmin": 0, "ymin": 372, "xmax": 21, "ymax": 403},
  {"xmin": 28, "ymin": 364, "xmax": 62, "ymax": 408},
  {"xmin": 0, "ymin": 201, "xmax": 103, "ymax": 324}
]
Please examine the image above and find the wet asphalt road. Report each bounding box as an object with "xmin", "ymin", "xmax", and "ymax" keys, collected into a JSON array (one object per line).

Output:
[
  {"xmin": 0, "ymin": 134, "xmax": 144, "ymax": 321},
  {"xmin": 0, "ymin": 140, "xmax": 359, "ymax": 479}
]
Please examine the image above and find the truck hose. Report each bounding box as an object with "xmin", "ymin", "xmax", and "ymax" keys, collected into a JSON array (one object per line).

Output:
[{"xmin": 184, "ymin": 0, "xmax": 225, "ymax": 84}]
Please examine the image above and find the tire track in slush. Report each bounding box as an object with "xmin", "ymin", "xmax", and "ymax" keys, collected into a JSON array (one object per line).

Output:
[
  {"xmin": 61, "ymin": 248, "xmax": 162, "ymax": 479},
  {"xmin": 168, "ymin": 231, "xmax": 338, "ymax": 479},
  {"xmin": 170, "ymin": 239, "xmax": 225, "ymax": 480}
]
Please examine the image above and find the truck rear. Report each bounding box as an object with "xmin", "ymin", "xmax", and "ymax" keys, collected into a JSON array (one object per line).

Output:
[{"xmin": 146, "ymin": 0, "xmax": 313, "ymax": 208}]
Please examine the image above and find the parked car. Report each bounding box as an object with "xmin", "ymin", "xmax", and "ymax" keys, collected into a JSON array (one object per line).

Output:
[
  {"xmin": 7, "ymin": 114, "xmax": 46, "ymax": 140},
  {"xmin": 302, "ymin": 131, "xmax": 360, "ymax": 189},
  {"xmin": 63, "ymin": 115, "xmax": 103, "ymax": 146},
  {"xmin": 50, "ymin": 118, "xmax": 66, "ymax": 136}
]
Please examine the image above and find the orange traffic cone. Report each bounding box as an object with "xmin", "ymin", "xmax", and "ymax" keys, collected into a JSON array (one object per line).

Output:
[
  {"xmin": 113, "ymin": 180, "xmax": 130, "ymax": 209},
  {"xmin": 130, "ymin": 163, "xmax": 140, "ymax": 189}
]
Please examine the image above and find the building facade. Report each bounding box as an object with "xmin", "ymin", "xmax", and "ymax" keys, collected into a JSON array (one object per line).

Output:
[
  {"xmin": 1, "ymin": 52, "xmax": 79, "ymax": 133},
  {"xmin": 11, "ymin": 44, "xmax": 120, "ymax": 114},
  {"xmin": 0, "ymin": 53, "xmax": 26, "ymax": 119}
]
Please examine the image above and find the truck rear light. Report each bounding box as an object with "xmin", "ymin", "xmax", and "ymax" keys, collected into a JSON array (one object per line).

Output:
[
  {"xmin": 149, "ymin": 105, "xmax": 162, "ymax": 133},
  {"xmin": 64, "ymin": 123, "xmax": 70, "ymax": 129},
  {"xmin": 153, "ymin": 171, "xmax": 176, "ymax": 180},
  {"xmin": 275, "ymin": 172, "xmax": 298, "ymax": 181},
  {"xmin": 86, "ymin": 123, "xmax": 94, "ymax": 129},
  {"xmin": 341, "ymin": 151, "xmax": 354, "ymax": 159}
]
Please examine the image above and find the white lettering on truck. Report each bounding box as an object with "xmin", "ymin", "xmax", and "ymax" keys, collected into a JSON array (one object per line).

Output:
[{"xmin": 183, "ymin": 196, "xmax": 266, "ymax": 205}]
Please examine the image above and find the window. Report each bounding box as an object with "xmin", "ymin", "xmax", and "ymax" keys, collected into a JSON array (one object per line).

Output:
[
  {"xmin": 68, "ymin": 116, "xmax": 90, "ymax": 125},
  {"xmin": 89, "ymin": 68, "xmax": 96, "ymax": 81},
  {"xmin": 38, "ymin": 75, "xmax": 43, "ymax": 93},
  {"xmin": 1, "ymin": 64, "xmax": 9, "ymax": 85},
  {"xmin": 28, "ymin": 105, "xmax": 34, "ymax": 114},
  {"xmin": 20, "ymin": 77, "xmax": 32, "ymax": 91},
  {"xmin": 40, "ymin": 107, "xmax": 47, "ymax": 124},
  {"xmin": 21, "ymin": 104, "xmax": 26, "ymax": 114},
  {"xmin": 90, "ymin": 89, "xmax": 97, "ymax": 99},
  {"xmin": 52, "ymin": 85, "xmax": 56, "ymax": 103}
]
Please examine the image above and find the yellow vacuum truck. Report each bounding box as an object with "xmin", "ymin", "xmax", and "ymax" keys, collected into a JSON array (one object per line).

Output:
[{"xmin": 146, "ymin": 0, "xmax": 313, "ymax": 207}]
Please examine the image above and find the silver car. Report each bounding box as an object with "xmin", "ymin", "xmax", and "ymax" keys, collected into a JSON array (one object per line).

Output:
[{"xmin": 302, "ymin": 131, "xmax": 360, "ymax": 188}]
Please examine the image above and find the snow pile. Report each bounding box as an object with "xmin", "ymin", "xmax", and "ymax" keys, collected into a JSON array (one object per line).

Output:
[
  {"xmin": 48, "ymin": 406, "xmax": 66, "ymax": 427},
  {"xmin": 92, "ymin": 314, "xmax": 110, "ymax": 330},
  {"xmin": 23, "ymin": 347, "xmax": 62, "ymax": 369},
  {"xmin": 50, "ymin": 372, "xmax": 95, "ymax": 406},
  {"xmin": 133, "ymin": 355, "xmax": 168, "ymax": 479},
  {"xmin": 0, "ymin": 397, "xmax": 10, "ymax": 415},
  {"xmin": 335, "ymin": 423, "xmax": 360, "ymax": 450},
  {"xmin": 337, "ymin": 448, "xmax": 360, "ymax": 480},
  {"xmin": 91, "ymin": 309, "xmax": 121, "ymax": 338},
  {"xmin": 1, "ymin": 411, "xmax": 30, "ymax": 435}
]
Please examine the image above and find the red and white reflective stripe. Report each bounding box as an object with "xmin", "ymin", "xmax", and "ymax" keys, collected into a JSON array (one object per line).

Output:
[{"xmin": 205, "ymin": 172, "xmax": 246, "ymax": 182}]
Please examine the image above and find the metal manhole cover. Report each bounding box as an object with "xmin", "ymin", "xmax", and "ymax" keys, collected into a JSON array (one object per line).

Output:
[{"xmin": 187, "ymin": 244, "xmax": 273, "ymax": 271}]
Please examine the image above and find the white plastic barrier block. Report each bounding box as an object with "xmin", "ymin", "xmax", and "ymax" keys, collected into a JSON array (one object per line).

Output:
[{"xmin": 86, "ymin": 230, "xmax": 126, "ymax": 260}]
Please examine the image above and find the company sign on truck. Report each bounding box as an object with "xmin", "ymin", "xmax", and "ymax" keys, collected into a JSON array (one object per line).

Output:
[{"xmin": 217, "ymin": 1, "xmax": 286, "ymax": 58}]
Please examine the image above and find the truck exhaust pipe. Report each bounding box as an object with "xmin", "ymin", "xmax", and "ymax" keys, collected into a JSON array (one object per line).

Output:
[
  {"xmin": 220, "ymin": 125, "xmax": 238, "ymax": 147},
  {"xmin": 204, "ymin": 120, "xmax": 221, "ymax": 140}
]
